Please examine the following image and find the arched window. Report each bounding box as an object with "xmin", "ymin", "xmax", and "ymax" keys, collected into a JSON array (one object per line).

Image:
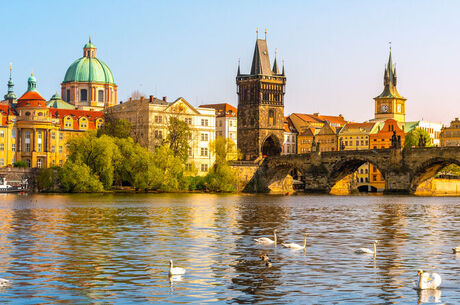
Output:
[
  {"xmin": 64, "ymin": 116, "xmax": 73, "ymax": 129},
  {"xmin": 80, "ymin": 89, "xmax": 87, "ymax": 101},
  {"xmin": 96, "ymin": 118, "xmax": 104, "ymax": 129},
  {"xmin": 268, "ymin": 109, "xmax": 275, "ymax": 126},
  {"xmin": 79, "ymin": 117, "xmax": 88, "ymax": 130}
]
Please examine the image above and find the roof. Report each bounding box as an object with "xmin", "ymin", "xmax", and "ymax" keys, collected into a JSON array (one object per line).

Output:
[
  {"xmin": 291, "ymin": 113, "xmax": 346, "ymax": 126},
  {"xmin": 199, "ymin": 103, "xmax": 237, "ymax": 117},
  {"xmin": 84, "ymin": 40, "xmax": 96, "ymax": 49},
  {"xmin": 63, "ymin": 56, "xmax": 115, "ymax": 84},
  {"xmin": 250, "ymin": 39, "xmax": 273, "ymax": 75},
  {"xmin": 375, "ymin": 50, "xmax": 405, "ymax": 100},
  {"xmin": 16, "ymin": 90, "xmax": 47, "ymax": 108},
  {"xmin": 401, "ymin": 121, "xmax": 420, "ymax": 133},
  {"xmin": 50, "ymin": 108, "xmax": 104, "ymax": 120},
  {"xmin": 284, "ymin": 116, "xmax": 297, "ymax": 133},
  {"xmin": 339, "ymin": 122, "xmax": 378, "ymax": 135},
  {"xmin": 47, "ymin": 95, "xmax": 76, "ymax": 110}
]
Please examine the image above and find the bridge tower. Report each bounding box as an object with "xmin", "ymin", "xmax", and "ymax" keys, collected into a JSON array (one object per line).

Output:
[
  {"xmin": 373, "ymin": 46, "xmax": 406, "ymax": 123},
  {"xmin": 236, "ymin": 33, "xmax": 286, "ymax": 160}
]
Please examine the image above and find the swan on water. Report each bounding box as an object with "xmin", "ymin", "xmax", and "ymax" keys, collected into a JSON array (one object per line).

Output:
[
  {"xmin": 415, "ymin": 269, "xmax": 441, "ymax": 290},
  {"xmin": 254, "ymin": 229, "xmax": 278, "ymax": 245},
  {"xmin": 355, "ymin": 240, "xmax": 378, "ymax": 256},
  {"xmin": 169, "ymin": 260, "xmax": 186, "ymax": 276},
  {"xmin": 452, "ymin": 246, "xmax": 460, "ymax": 254},
  {"xmin": 282, "ymin": 233, "xmax": 309, "ymax": 250},
  {"xmin": 0, "ymin": 278, "xmax": 10, "ymax": 286}
]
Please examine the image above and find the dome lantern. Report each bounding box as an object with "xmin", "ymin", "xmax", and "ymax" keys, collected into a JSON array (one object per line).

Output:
[{"xmin": 83, "ymin": 36, "xmax": 97, "ymax": 58}]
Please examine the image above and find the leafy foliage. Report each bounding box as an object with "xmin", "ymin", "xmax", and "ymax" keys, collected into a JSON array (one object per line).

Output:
[
  {"xmin": 404, "ymin": 128, "xmax": 433, "ymax": 148},
  {"xmin": 165, "ymin": 117, "xmax": 192, "ymax": 162},
  {"xmin": 58, "ymin": 161, "xmax": 104, "ymax": 192},
  {"xmin": 37, "ymin": 168, "xmax": 58, "ymax": 192},
  {"xmin": 98, "ymin": 112, "xmax": 132, "ymax": 139},
  {"xmin": 149, "ymin": 145, "xmax": 189, "ymax": 192},
  {"xmin": 13, "ymin": 160, "xmax": 28, "ymax": 168}
]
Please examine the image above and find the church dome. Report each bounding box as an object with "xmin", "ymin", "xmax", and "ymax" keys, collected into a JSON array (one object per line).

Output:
[{"xmin": 62, "ymin": 40, "xmax": 115, "ymax": 84}]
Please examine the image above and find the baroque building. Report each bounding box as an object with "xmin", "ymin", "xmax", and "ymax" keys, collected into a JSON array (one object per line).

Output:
[
  {"xmin": 108, "ymin": 96, "xmax": 216, "ymax": 175},
  {"xmin": 236, "ymin": 36, "xmax": 286, "ymax": 160},
  {"xmin": 440, "ymin": 118, "xmax": 460, "ymax": 147},
  {"xmin": 373, "ymin": 48, "xmax": 406, "ymax": 123},
  {"xmin": 61, "ymin": 39, "xmax": 117, "ymax": 111}
]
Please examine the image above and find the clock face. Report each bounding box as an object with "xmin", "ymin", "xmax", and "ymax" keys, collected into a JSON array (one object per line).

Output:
[
  {"xmin": 382, "ymin": 105, "xmax": 389, "ymax": 112},
  {"xmin": 397, "ymin": 104, "xmax": 402, "ymax": 113}
]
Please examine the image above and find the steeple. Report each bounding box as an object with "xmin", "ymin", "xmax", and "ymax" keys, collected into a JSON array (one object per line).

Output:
[
  {"xmin": 282, "ymin": 59, "xmax": 285, "ymax": 76},
  {"xmin": 83, "ymin": 37, "xmax": 97, "ymax": 58},
  {"xmin": 272, "ymin": 49, "xmax": 279, "ymax": 74},
  {"xmin": 250, "ymin": 38, "xmax": 272, "ymax": 75},
  {"xmin": 27, "ymin": 73, "xmax": 37, "ymax": 92},
  {"xmin": 375, "ymin": 46, "xmax": 403, "ymax": 99},
  {"xmin": 237, "ymin": 59, "xmax": 241, "ymax": 76},
  {"xmin": 4, "ymin": 63, "xmax": 16, "ymax": 101}
]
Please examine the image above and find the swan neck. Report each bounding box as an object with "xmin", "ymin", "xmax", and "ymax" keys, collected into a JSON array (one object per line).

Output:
[
  {"xmin": 373, "ymin": 243, "xmax": 377, "ymax": 255},
  {"xmin": 274, "ymin": 232, "xmax": 277, "ymax": 245},
  {"xmin": 303, "ymin": 237, "xmax": 307, "ymax": 249}
]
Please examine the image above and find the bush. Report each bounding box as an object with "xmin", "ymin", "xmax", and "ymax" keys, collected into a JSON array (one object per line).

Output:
[
  {"xmin": 13, "ymin": 160, "xmax": 28, "ymax": 168},
  {"xmin": 58, "ymin": 161, "xmax": 104, "ymax": 193},
  {"xmin": 37, "ymin": 168, "xmax": 58, "ymax": 192}
]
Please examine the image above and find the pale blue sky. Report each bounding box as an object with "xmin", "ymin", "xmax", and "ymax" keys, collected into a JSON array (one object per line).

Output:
[{"xmin": 1, "ymin": 0, "xmax": 459, "ymax": 123}]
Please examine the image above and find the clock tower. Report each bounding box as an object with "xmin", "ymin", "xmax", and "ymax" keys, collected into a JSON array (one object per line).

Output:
[{"xmin": 373, "ymin": 47, "xmax": 406, "ymax": 123}]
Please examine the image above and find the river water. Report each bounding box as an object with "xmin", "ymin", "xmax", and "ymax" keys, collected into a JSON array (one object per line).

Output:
[{"xmin": 0, "ymin": 193, "xmax": 458, "ymax": 304}]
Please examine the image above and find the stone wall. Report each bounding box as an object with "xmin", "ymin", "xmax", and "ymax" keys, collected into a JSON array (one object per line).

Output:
[
  {"xmin": 230, "ymin": 162, "xmax": 260, "ymax": 192},
  {"xmin": 415, "ymin": 178, "xmax": 460, "ymax": 196},
  {"xmin": 0, "ymin": 167, "xmax": 37, "ymax": 191}
]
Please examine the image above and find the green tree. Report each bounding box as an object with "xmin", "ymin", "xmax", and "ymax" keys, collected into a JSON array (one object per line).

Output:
[
  {"xmin": 98, "ymin": 117, "xmax": 132, "ymax": 139},
  {"xmin": 37, "ymin": 168, "xmax": 58, "ymax": 192},
  {"xmin": 113, "ymin": 137, "xmax": 153, "ymax": 190},
  {"xmin": 165, "ymin": 116, "xmax": 192, "ymax": 162},
  {"xmin": 149, "ymin": 145, "xmax": 188, "ymax": 191},
  {"xmin": 210, "ymin": 136, "xmax": 239, "ymax": 163},
  {"xmin": 404, "ymin": 128, "xmax": 433, "ymax": 148},
  {"xmin": 67, "ymin": 132, "xmax": 119, "ymax": 189},
  {"xmin": 58, "ymin": 161, "xmax": 104, "ymax": 192}
]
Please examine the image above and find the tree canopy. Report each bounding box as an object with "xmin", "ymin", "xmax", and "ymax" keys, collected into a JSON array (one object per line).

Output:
[
  {"xmin": 404, "ymin": 128, "xmax": 433, "ymax": 148},
  {"xmin": 165, "ymin": 116, "xmax": 192, "ymax": 162}
]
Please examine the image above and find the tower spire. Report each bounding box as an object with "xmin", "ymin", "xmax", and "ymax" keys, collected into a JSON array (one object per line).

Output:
[
  {"xmin": 272, "ymin": 48, "xmax": 279, "ymax": 74},
  {"xmin": 4, "ymin": 63, "xmax": 16, "ymax": 101},
  {"xmin": 237, "ymin": 58, "xmax": 241, "ymax": 76},
  {"xmin": 282, "ymin": 59, "xmax": 285, "ymax": 76}
]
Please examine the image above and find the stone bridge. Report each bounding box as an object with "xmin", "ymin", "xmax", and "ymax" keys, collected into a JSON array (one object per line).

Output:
[{"xmin": 243, "ymin": 147, "xmax": 460, "ymax": 194}]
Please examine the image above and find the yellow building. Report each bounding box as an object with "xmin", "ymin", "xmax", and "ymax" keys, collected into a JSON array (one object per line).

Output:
[
  {"xmin": 316, "ymin": 122, "xmax": 340, "ymax": 152},
  {"xmin": 108, "ymin": 96, "xmax": 216, "ymax": 175},
  {"xmin": 440, "ymin": 118, "xmax": 460, "ymax": 147},
  {"xmin": 0, "ymin": 73, "xmax": 104, "ymax": 168}
]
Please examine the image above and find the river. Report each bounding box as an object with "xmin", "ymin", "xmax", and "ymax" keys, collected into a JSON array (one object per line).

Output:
[{"xmin": 0, "ymin": 193, "xmax": 458, "ymax": 304}]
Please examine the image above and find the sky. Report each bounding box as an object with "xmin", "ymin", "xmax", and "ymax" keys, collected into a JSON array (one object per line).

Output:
[{"xmin": 1, "ymin": 0, "xmax": 459, "ymax": 124}]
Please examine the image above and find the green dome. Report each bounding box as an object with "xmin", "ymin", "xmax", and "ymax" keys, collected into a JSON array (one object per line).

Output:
[
  {"xmin": 84, "ymin": 41, "xmax": 96, "ymax": 49},
  {"xmin": 63, "ymin": 57, "xmax": 115, "ymax": 84}
]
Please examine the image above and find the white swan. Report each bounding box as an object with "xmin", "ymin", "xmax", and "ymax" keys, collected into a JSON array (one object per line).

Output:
[
  {"xmin": 415, "ymin": 269, "xmax": 441, "ymax": 290},
  {"xmin": 0, "ymin": 278, "xmax": 10, "ymax": 286},
  {"xmin": 355, "ymin": 240, "xmax": 378, "ymax": 256},
  {"xmin": 282, "ymin": 233, "xmax": 309, "ymax": 250},
  {"xmin": 169, "ymin": 260, "xmax": 186, "ymax": 276},
  {"xmin": 254, "ymin": 229, "xmax": 278, "ymax": 245},
  {"xmin": 452, "ymin": 246, "xmax": 460, "ymax": 254}
]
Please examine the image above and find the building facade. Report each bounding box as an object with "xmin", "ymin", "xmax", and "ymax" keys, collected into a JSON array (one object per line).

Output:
[
  {"xmin": 108, "ymin": 96, "xmax": 216, "ymax": 175},
  {"xmin": 236, "ymin": 37, "xmax": 286, "ymax": 160},
  {"xmin": 283, "ymin": 117, "xmax": 297, "ymax": 155},
  {"xmin": 440, "ymin": 118, "xmax": 460, "ymax": 147},
  {"xmin": 200, "ymin": 103, "xmax": 237, "ymax": 145},
  {"xmin": 0, "ymin": 73, "xmax": 104, "ymax": 168},
  {"xmin": 61, "ymin": 39, "xmax": 117, "ymax": 111},
  {"xmin": 373, "ymin": 49, "xmax": 406, "ymax": 123}
]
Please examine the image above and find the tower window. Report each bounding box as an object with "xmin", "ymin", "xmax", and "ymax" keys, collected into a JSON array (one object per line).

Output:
[
  {"xmin": 80, "ymin": 89, "xmax": 87, "ymax": 101},
  {"xmin": 66, "ymin": 90, "xmax": 70, "ymax": 102},
  {"xmin": 98, "ymin": 90, "xmax": 104, "ymax": 102},
  {"xmin": 268, "ymin": 109, "xmax": 275, "ymax": 126}
]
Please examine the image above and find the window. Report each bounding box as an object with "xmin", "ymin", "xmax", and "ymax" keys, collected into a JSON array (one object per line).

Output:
[
  {"xmin": 201, "ymin": 119, "xmax": 209, "ymax": 126},
  {"xmin": 51, "ymin": 145, "xmax": 55, "ymax": 153},
  {"xmin": 185, "ymin": 118, "xmax": 192, "ymax": 125},
  {"xmin": 37, "ymin": 159, "xmax": 42, "ymax": 168},
  {"xmin": 268, "ymin": 109, "xmax": 275, "ymax": 126},
  {"xmin": 154, "ymin": 116, "xmax": 163, "ymax": 124},
  {"xmin": 154, "ymin": 130, "xmax": 163, "ymax": 139},
  {"xmin": 0, "ymin": 159, "xmax": 4, "ymax": 167},
  {"xmin": 185, "ymin": 163, "xmax": 193, "ymax": 171},
  {"xmin": 79, "ymin": 118, "xmax": 88, "ymax": 129},
  {"xmin": 12, "ymin": 130, "xmax": 16, "ymax": 138},
  {"xmin": 219, "ymin": 121, "xmax": 223, "ymax": 127},
  {"xmin": 96, "ymin": 119, "xmax": 103, "ymax": 129},
  {"xmin": 51, "ymin": 132, "xmax": 55, "ymax": 140},
  {"xmin": 64, "ymin": 117, "xmax": 73, "ymax": 129},
  {"xmin": 80, "ymin": 89, "xmax": 87, "ymax": 101},
  {"xmin": 200, "ymin": 147, "xmax": 208, "ymax": 156},
  {"xmin": 356, "ymin": 140, "xmax": 359, "ymax": 146},
  {"xmin": 59, "ymin": 133, "xmax": 63, "ymax": 140},
  {"xmin": 12, "ymin": 143, "xmax": 15, "ymax": 152},
  {"xmin": 59, "ymin": 160, "xmax": 63, "ymax": 166},
  {"xmin": 201, "ymin": 133, "xmax": 208, "ymax": 141},
  {"xmin": 201, "ymin": 164, "xmax": 208, "ymax": 172},
  {"xmin": 25, "ymin": 143, "xmax": 30, "ymax": 152},
  {"xmin": 38, "ymin": 144, "xmax": 42, "ymax": 152},
  {"xmin": 0, "ymin": 144, "xmax": 3, "ymax": 151},
  {"xmin": 38, "ymin": 131, "xmax": 42, "ymax": 140},
  {"xmin": 98, "ymin": 90, "xmax": 104, "ymax": 102},
  {"xmin": 373, "ymin": 175, "xmax": 377, "ymax": 181},
  {"xmin": 66, "ymin": 90, "xmax": 70, "ymax": 102},
  {"xmin": 188, "ymin": 147, "xmax": 192, "ymax": 156},
  {"xmin": 59, "ymin": 146, "xmax": 63, "ymax": 153},
  {"xmin": 0, "ymin": 130, "xmax": 4, "ymax": 138}
]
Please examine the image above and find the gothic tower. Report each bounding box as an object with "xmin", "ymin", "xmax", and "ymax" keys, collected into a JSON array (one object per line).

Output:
[
  {"xmin": 373, "ymin": 47, "xmax": 406, "ymax": 123},
  {"xmin": 237, "ymin": 36, "xmax": 286, "ymax": 160}
]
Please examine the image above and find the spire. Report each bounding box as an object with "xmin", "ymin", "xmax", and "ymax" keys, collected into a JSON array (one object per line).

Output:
[
  {"xmin": 282, "ymin": 59, "xmax": 285, "ymax": 76},
  {"xmin": 4, "ymin": 63, "xmax": 16, "ymax": 101},
  {"xmin": 237, "ymin": 58, "xmax": 241, "ymax": 76},
  {"xmin": 250, "ymin": 37, "xmax": 272, "ymax": 75},
  {"xmin": 375, "ymin": 45, "xmax": 404, "ymax": 100},
  {"xmin": 272, "ymin": 49, "xmax": 279, "ymax": 74}
]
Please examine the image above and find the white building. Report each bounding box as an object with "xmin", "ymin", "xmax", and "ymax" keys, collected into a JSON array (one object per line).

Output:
[
  {"xmin": 283, "ymin": 117, "xmax": 297, "ymax": 155},
  {"xmin": 200, "ymin": 103, "xmax": 237, "ymax": 144},
  {"xmin": 406, "ymin": 120, "xmax": 443, "ymax": 146},
  {"xmin": 110, "ymin": 96, "xmax": 216, "ymax": 175}
]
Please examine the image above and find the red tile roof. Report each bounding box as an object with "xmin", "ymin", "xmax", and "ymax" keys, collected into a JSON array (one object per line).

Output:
[
  {"xmin": 17, "ymin": 91, "xmax": 47, "ymax": 108},
  {"xmin": 199, "ymin": 103, "xmax": 237, "ymax": 117}
]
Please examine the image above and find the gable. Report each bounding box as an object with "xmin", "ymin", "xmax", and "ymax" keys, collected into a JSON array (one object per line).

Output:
[{"xmin": 165, "ymin": 97, "xmax": 200, "ymax": 115}]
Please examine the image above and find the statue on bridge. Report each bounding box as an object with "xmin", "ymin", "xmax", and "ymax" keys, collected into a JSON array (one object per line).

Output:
[
  {"xmin": 418, "ymin": 134, "xmax": 426, "ymax": 147},
  {"xmin": 391, "ymin": 131, "xmax": 402, "ymax": 149}
]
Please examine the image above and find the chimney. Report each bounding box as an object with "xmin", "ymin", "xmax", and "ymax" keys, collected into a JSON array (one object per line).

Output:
[
  {"xmin": 163, "ymin": 96, "xmax": 167, "ymax": 102},
  {"xmin": 149, "ymin": 95, "xmax": 154, "ymax": 102},
  {"xmin": 313, "ymin": 112, "xmax": 319, "ymax": 116}
]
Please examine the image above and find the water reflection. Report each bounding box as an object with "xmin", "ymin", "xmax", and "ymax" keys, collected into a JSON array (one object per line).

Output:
[{"xmin": 0, "ymin": 194, "xmax": 457, "ymax": 304}]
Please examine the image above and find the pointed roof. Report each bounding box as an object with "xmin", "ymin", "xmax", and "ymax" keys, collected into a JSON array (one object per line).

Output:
[
  {"xmin": 272, "ymin": 56, "xmax": 279, "ymax": 74},
  {"xmin": 375, "ymin": 48, "xmax": 405, "ymax": 100},
  {"xmin": 250, "ymin": 39, "xmax": 273, "ymax": 75}
]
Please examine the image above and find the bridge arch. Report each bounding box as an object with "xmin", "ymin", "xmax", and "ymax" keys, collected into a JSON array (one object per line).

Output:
[
  {"xmin": 410, "ymin": 157, "xmax": 460, "ymax": 192},
  {"xmin": 262, "ymin": 134, "xmax": 282, "ymax": 157},
  {"xmin": 327, "ymin": 155, "xmax": 386, "ymax": 192}
]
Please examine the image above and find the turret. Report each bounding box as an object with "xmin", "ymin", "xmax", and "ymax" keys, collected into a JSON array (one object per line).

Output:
[{"xmin": 4, "ymin": 63, "xmax": 16, "ymax": 101}]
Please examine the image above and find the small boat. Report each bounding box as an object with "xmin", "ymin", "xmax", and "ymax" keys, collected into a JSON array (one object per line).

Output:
[{"xmin": 0, "ymin": 177, "xmax": 26, "ymax": 193}]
